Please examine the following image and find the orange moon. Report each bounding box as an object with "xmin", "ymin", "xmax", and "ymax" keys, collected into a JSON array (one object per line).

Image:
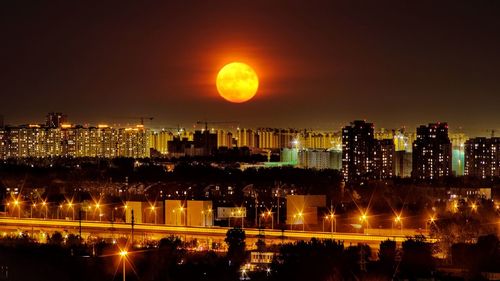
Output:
[{"xmin": 216, "ymin": 62, "xmax": 259, "ymax": 103}]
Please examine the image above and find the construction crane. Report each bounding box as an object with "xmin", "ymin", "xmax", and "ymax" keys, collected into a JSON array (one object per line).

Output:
[
  {"xmin": 159, "ymin": 125, "xmax": 184, "ymax": 135},
  {"xmin": 196, "ymin": 120, "xmax": 239, "ymax": 131},
  {"xmin": 113, "ymin": 116, "xmax": 154, "ymax": 126}
]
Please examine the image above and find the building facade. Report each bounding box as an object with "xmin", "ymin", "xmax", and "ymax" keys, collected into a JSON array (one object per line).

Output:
[
  {"xmin": 412, "ymin": 123, "xmax": 452, "ymax": 180},
  {"xmin": 464, "ymin": 137, "xmax": 500, "ymax": 178},
  {"xmin": 342, "ymin": 120, "xmax": 376, "ymax": 182}
]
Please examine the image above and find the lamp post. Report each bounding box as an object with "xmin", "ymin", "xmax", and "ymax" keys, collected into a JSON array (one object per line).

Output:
[
  {"xmin": 393, "ymin": 215, "xmax": 402, "ymax": 235},
  {"xmin": 31, "ymin": 203, "xmax": 36, "ymax": 218},
  {"xmin": 426, "ymin": 216, "xmax": 436, "ymax": 232},
  {"xmin": 179, "ymin": 206, "xmax": 185, "ymax": 226},
  {"xmin": 359, "ymin": 213, "xmax": 368, "ymax": 233},
  {"xmin": 297, "ymin": 212, "xmax": 304, "ymax": 231},
  {"xmin": 151, "ymin": 206, "xmax": 157, "ymax": 224},
  {"xmin": 267, "ymin": 211, "xmax": 273, "ymax": 229},
  {"xmin": 119, "ymin": 250, "xmax": 128, "ymax": 281},
  {"xmin": 42, "ymin": 201, "xmax": 48, "ymax": 219},
  {"xmin": 14, "ymin": 200, "xmax": 20, "ymax": 218},
  {"xmin": 68, "ymin": 202, "xmax": 75, "ymax": 220},
  {"xmin": 470, "ymin": 203, "xmax": 477, "ymax": 212},
  {"xmin": 330, "ymin": 213, "xmax": 335, "ymax": 233},
  {"xmin": 208, "ymin": 208, "xmax": 213, "ymax": 226},
  {"xmin": 57, "ymin": 204, "xmax": 63, "ymax": 219}
]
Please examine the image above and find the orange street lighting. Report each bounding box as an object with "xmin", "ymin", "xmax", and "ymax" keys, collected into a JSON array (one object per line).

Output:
[
  {"xmin": 359, "ymin": 213, "xmax": 369, "ymax": 231},
  {"xmin": 393, "ymin": 215, "xmax": 403, "ymax": 234},
  {"xmin": 296, "ymin": 212, "xmax": 304, "ymax": 231},
  {"xmin": 68, "ymin": 202, "xmax": 75, "ymax": 220},
  {"xmin": 426, "ymin": 215, "xmax": 436, "ymax": 232},
  {"xmin": 30, "ymin": 203, "xmax": 37, "ymax": 218},
  {"xmin": 119, "ymin": 250, "xmax": 128, "ymax": 281},
  {"xmin": 12, "ymin": 200, "xmax": 21, "ymax": 218},
  {"xmin": 470, "ymin": 203, "xmax": 477, "ymax": 211},
  {"xmin": 42, "ymin": 201, "xmax": 48, "ymax": 219}
]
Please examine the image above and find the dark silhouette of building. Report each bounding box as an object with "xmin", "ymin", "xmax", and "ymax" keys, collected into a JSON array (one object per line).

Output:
[
  {"xmin": 167, "ymin": 136, "xmax": 194, "ymax": 155},
  {"xmin": 412, "ymin": 122, "xmax": 452, "ymax": 180},
  {"xmin": 46, "ymin": 112, "xmax": 67, "ymax": 128},
  {"xmin": 342, "ymin": 120, "xmax": 376, "ymax": 182},
  {"xmin": 194, "ymin": 130, "xmax": 217, "ymax": 156},
  {"xmin": 464, "ymin": 137, "xmax": 500, "ymax": 178}
]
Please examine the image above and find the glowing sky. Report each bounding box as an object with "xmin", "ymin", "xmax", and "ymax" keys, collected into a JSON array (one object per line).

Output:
[{"xmin": 1, "ymin": 1, "xmax": 500, "ymax": 135}]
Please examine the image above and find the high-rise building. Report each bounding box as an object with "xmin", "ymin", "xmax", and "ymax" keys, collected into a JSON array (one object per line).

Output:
[
  {"xmin": 342, "ymin": 120, "xmax": 376, "ymax": 182},
  {"xmin": 464, "ymin": 137, "xmax": 500, "ymax": 178},
  {"xmin": 373, "ymin": 139, "xmax": 395, "ymax": 179},
  {"xmin": 298, "ymin": 149, "xmax": 342, "ymax": 170},
  {"xmin": 280, "ymin": 148, "xmax": 298, "ymax": 164},
  {"xmin": 216, "ymin": 130, "xmax": 234, "ymax": 148},
  {"xmin": 412, "ymin": 123, "xmax": 452, "ymax": 180},
  {"xmin": 394, "ymin": 151, "xmax": 412, "ymax": 178},
  {"xmin": 450, "ymin": 133, "xmax": 468, "ymax": 176},
  {"xmin": 193, "ymin": 130, "xmax": 217, "ymax": 156},
  {"xmin": 46, "ymin": 112, "xmax": 68, "ymax": 128},
  {"xmin": 235, "ymin": 128, "xmax": 257, "ymax": 148},
  {"xmin": 0, "ymin": 124, "xmax": 150, "ymax": 158}
]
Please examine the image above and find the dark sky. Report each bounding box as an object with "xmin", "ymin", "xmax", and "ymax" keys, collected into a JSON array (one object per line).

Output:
[{"xmin": 1, "ymin": 1, "xmax": 500, "ymax": 135}]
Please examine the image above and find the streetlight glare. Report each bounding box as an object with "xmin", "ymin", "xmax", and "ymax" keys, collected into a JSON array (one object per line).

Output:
[{"xmin": 120, "ymin": 250, "xmax": 128, "ymax": 257}]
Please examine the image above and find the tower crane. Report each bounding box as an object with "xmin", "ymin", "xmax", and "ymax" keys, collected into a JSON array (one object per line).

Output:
[
  {"xmin": 113, "ymin": 116, "xmax": 154, "ymax": 126},
  {"xmin": 196, "ymin": 120, "xmax": 239, "ymax": 131},
  {"xmin": 159, "ymin": 125, "xmax": 185, "ymax": 136}
]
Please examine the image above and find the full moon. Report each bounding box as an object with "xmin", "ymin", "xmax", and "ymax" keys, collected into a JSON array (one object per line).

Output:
[{"xmin": 216, "ymin": 62, "xmax": 259, "ymax": 103}]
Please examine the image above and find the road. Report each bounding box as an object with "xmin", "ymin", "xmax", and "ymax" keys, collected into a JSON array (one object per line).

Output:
[{"xmin": 0, "ymin": 217, "xmax": 432, "ymax": 250}]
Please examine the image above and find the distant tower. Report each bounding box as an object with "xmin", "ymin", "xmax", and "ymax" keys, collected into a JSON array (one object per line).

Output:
[
  {"xmin": 0, "ymin": 114, "xmax": 4, "ymax": 127},
  {"xmin": 46, "ymin": 112, "xmax": 68, "ymax": 128}
]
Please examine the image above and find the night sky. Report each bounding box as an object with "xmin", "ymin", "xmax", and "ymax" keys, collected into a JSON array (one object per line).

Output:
[{"xmin": 1, "ymin": 1, "xmax": 500, "ymax": 135}]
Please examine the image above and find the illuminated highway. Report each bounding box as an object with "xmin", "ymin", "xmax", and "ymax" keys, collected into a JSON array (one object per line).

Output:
[{"xmin": 0, "ymin": 217, "xmax": 433, "ymax": 249}]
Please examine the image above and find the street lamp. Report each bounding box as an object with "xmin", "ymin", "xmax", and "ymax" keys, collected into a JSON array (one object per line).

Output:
[
  {"xmin": 151, "ymin": 206, "xmax": 157, "ymax": 224},
  {"xmin": 208, "ymin": 208, "xmax": 213, "ymax": 226},
  {"xmin": 119, "ymin": 250, "xmax": 128, "ymax": 281},
  {"xmin": 260, "ymin": 211, "xmax": 274, "ymax": 229},
  {"xmin": 13, "ymin": 200, "xmax": 20, "ymax": 218},
  {"xmin": 393, "ymin": 215, "xmax": 403, "ymax": 234},
  {"xmin": 58, "ymin": 204, "xmax": 63, "ymax": 219},
  {"xmin": 297, "ymin": 212, "xmax": 304, "ymax": 231},
  {"xmin": 359, "ymin": 213, "xmax": 368, "ymax": 233},
  {"xmin": 426, "ymin": 215, "xmax": 436, "ymax": 232},
  {"xmin": 42, "ymin": 201, "xmax": 48, "ymax": 219},
  {"xmin": 323, "ymin": 214, "xmax": 336, "ymax": 233},
  {"xmin": 470, "ymin": 203, "xmax": 477, "ymax": 212},
  {"xmin": 95, "ymin": 203, "xmax": 101, "ymax": 221},
  {"xmin": 31, "ymin": 203, "xmax": 37, "ymax": 218},
  {"xmin": 68, "ymin": 202, "xmax": 75, "ymax": 220},
  {"xmin": 179, "ymin": 206, "xmax": 185, "ymax": 226}
]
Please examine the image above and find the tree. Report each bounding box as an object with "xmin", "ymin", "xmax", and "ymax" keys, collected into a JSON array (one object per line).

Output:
[
  {"xmin": 378, "ymin": 239, "xmax": 397, "ymax": 275},
  {"xmin": 400, "ymin": 235, "xmax": 435, "ymax": 279},
  {"xmin": 225, "ymin": 227, "xmax": 246, "ymax": 266},
  {"xmin": 49, "ymin": 232, "xmax": 64, "ymax": 246}
]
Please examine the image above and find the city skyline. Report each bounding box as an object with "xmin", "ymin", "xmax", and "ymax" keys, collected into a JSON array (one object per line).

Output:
[
  {"xmin": 2, "ymin": 1, "xmax": 500, "ymax": 135},
  {"xmin": 0, "ymin": 112, "xmax": 497, "ymax": 139}
]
